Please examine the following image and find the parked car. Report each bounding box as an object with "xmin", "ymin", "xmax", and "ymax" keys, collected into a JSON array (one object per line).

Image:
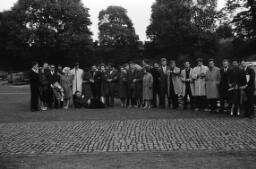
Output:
[
  {"xmin": 0, "ymin": 71, "xmax": 8, "ymax": 80},
  {"xmin": 8, "ymin": 72, "xmax": 29, "ymax": 85}
]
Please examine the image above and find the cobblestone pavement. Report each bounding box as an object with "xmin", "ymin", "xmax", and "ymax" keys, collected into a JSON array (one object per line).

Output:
[{"xmin": 1, "ymin": 118, "xmax": 256, "ymax": 156}]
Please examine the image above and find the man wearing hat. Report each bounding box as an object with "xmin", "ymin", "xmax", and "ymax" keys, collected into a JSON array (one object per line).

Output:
[
  {"xmin": 159, "ymin": 58, "xmax": 169, "ymax": 108},
  {"xmin": 70, "ymin": 62, "xmax": 84, "ymax": 96},
  {"xmin": 192, "ymin": 58, "xmax": 209, "ymax": 111}
]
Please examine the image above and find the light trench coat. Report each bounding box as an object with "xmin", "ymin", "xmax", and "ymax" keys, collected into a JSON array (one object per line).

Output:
[
  {"xmin": 167, "ymin": 67, "xmax": 182, "ymax": 96},
  {"xmin": 180, "ymin": 68, "xmax": 195, "ymax": 96},
  {"xmin": 70, "ymin": 68, "xmax": 84, "ymax": 94},
  {"xmin": 143, "ymin": 72, "xmax": 154, "ymax": 100},
  {"xmin": 205, "ymin": 66, "xmax": 221, "ymax": 99},
  {"xmin": 192, "ymin": 65, "xmax": 209, "ymax": 96}
]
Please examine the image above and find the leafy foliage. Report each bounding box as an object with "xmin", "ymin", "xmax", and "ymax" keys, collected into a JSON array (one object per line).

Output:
[
  {"xmin": 98, "ymin": 6, "xmax": 138, "ymax": 47},
  {"xmin": 146, "ymin": 0, "xmax": 218, "ymax": 62},
  {"xmin": 98, "ymin": 6, "xmax": 139, "ymax": 64},
  {"xmin": 0, "ymin": 0, "xmax": 93, "ymax": 70}
]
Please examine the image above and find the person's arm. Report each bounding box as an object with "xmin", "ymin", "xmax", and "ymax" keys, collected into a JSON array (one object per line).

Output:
[
  {"xmin": 216, "ymin": 69, "xmax": 221, "ymax": 85},
  {"xmin": 180, "ymin": 70, "xmax": 186, "ymax": 82},
  {"xmin": 191, "ymin": 68, "xmax": 198, "ymax": 80},
  {"xmin": 248, "ymin": 68, "xmax": 255, "ymax": 87},
  {"xmin": 150, "ymin": 74, "xmax": 154, "ymax": 88}
]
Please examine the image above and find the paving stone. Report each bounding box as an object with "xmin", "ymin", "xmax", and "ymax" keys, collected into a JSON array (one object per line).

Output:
[{"xmin": 0, "ymin": 118, "xmax": 256, "ymax": 155}]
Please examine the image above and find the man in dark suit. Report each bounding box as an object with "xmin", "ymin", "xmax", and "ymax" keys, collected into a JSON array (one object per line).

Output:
[
  {"xmin": 219, "ymin": 59, "xmax": 232, "ymax": 113},
  {"xmin": 151, "ymin": 63, "xmax": 161, "ymax": 108},
  {"xmin": 159, "ymin": 58, "xmax": 169, "ymax": 108},
  {"xmin": 93, "ymin": 65, "xmax": 103, "ymax": 100},
  {"xmin": 241, "ymin": 60, "xmax": 255, "ymax": 118},
  {"xmin": 29, "ymin": 62, "xmax": 40, "ymax": 112},
  {"xmin": 47, "ymin": 65, "xmax": 61, "ymax": 108},
  {"xmin": 106, "ymin": 64, "xmax": 119, "ymax": 107}
]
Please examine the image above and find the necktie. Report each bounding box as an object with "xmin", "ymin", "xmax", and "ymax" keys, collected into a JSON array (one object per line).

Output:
[{"xmin": 75, "ymin": 70, "xmax": 77, "ymax": 91}]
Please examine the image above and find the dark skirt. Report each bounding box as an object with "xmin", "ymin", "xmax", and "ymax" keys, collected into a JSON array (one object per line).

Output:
[
  {"xmin": 119, "ymin": 83, "xmax": 128, "ymax": 99},
  {"xmin": 230, "ymin": 89, "xmax": 240, "ymax": 104}
]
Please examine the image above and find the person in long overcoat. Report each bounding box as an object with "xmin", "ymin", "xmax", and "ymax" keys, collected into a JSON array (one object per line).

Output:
[
  {"xmin": 47, "ymin": 65, "xmax": 62, "ymax": 108},
  {"xmin": 228, "ymin": 60, "xmax": 247, "ymax": 116},
  {"xmin": 70, "ymin": 62, "xmax": 84, "ymax": 95},
  {"xmin": 159, "ymin": 58, "xmax": 169, "ymax": 108},
  {"xmin": 29, "ymin": 62, "xmax": 40, "ymax": 112},
  {"xmin": 127, "ymin": 62, "xmax": 137, "ymax": 107},
  {"xmin": 105, "ymin": 65, "xmax": 119, "ymax": 107},
  {"xmin": 167, "ymin": 60, "xmax": 182, "ymax": 109},
  {"xmin": 59, "ymin": 67, "xmax": 74, "ymax": 109},
  {"xmin": 151, "ymin": 63, "xmax": 161, "ymax": 108},
  {"xmin": 180, "ymin": 61, "xmax": 195, "ymax": 109},
  {"xmin": 134, "ymin": 66, "xmax": 144, "ymax": 108},
  {"xmin": 142, "ymin": 67, "xmax": 154, "ymax": 109},
  {"xmin": 119, "ymin": 67, "xmax": 128, "ymax": 107},
  {"xmin": 100, "ymin": 64, "xmax": 108, "ymax": 104},
  {"xmin": 205, "ymin": 59, "xmax": 221, "ymax": 112},
  {"xmin": 219, "ymin": 59, "xmax": 232, "ymax": 113},
  {"xmin": 241, "ymin": 60, "xmax": 255, "ymax": 118},
  {"xmin": 82, "ymin": 68, "xmax": 93, "ymax": 100},
  {"xmin": 192, "ymin": 58, "xmax": 209, "ymax": 111},
  {"xmin": 39, "ymin": 67, "xmax": 50, "ymax": 111}
]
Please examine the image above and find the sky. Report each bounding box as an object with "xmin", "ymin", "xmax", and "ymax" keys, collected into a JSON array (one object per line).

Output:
[{"xmin": 0, "ymin": 0, "xmax": 227, "ymax": 41}]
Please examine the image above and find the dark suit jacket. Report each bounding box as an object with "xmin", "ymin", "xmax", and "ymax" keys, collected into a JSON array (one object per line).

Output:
[
  {"xmin": 229, "ymin": 67, "xmax": 247, "ymax": 88},
  {"xmin": 47, "ymin": 71, "xmax": 60, "ymax": 85},
  {"xmin": 29, "ymin": 70, "xmax": 40, "ymax": 88},
  {"xmin": 243, "ymin": 67, "xmax": 255, "ymax": 92},
  {"xmin": 151, "ymin": 68, "xmax": 161, "ymax": 90},
  {"xmin": 220, "ymin": 67, "xmax": 232, "ymax": 91},
  {"xmin": 159, "ymin": 66, "xmax": 169, "ymax": 93}
]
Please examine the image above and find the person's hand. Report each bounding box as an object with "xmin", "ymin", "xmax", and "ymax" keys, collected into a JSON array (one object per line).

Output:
[
  {"xmin": 240, "ymin": 85, "xmax": 247, "ymax": 90},
  {"xmin": 133, "ymin": 79, "xmax": 137, "ymax": 83},
  {"xmin": 50, "ymin": 84, "xmax": 54, "ymax": 88},
  {"xmin": 200, "ymin": 73, "xmax": 206, "ymax": 77}
]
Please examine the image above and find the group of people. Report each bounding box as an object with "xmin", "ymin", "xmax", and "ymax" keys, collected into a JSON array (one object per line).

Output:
[{"xmin": 29, "ymin": 57, "xmax": 255, "ymax": 118}]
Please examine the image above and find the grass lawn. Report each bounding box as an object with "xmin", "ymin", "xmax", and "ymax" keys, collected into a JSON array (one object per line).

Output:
[{"xmin": 0, "ymin": 84, "xmax": 230, "ymax": 123}]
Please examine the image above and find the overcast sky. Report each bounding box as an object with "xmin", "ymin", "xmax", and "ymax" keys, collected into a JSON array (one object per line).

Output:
[{"xmin": 0, "ymin": 0, "xmax": 226, "ymax": 41}]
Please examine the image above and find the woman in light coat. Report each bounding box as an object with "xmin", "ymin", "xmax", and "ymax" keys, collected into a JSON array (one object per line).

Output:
[
  {"xmin": 59, "ymin": 67, "xmax": 74, "ymax": 109},
  {"xmin": 142, "ymin": 67, "xmax": 154, "ymax": 109}
]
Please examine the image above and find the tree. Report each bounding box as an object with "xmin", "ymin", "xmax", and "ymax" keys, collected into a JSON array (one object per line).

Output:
[
  {"xmin": 98, "ymin": 6, "xmax": 138, "ymax": 47},
  {"xmin": 146, "ymin": 0, "xmax": 218, "ymax": 62},
  {"xmin": 192, "ymin": 0, "xmax": 218, "ymax": 32},
  {"xmin": 218, "ymin": 0, "xmax": 256, "ymax": 58},
  {"xmin": 216, "ymin": 24, "xmax": 233, "ymax": 39},
  {"xmin": 0, "ymin": 0, "xmax": 93, "ymax": 70},
  {"xmin": 98, "ymin": 6, "xmax": 139, "ymax": 63}
]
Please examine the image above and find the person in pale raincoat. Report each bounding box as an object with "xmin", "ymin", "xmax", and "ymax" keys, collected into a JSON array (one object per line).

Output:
[
  {"xmin": 192, "ymin": 58, "xmax": 209, "ymax": 111},
  {"xmin": 70, "ymin": 62, "xmax": 84, "ymax": 95},
  {"xmin": 167, "ymin": 60, "xmax": 182, "ymax": 109},
  {"xmin": 205, "ymin": 59, "xmax": 221, "ymax": 112}
]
